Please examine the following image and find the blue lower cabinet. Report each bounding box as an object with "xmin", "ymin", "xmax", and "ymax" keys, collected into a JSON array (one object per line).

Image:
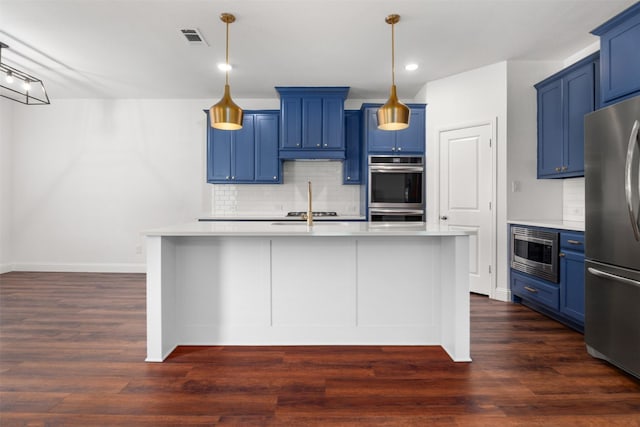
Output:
[
  {"xmin": 206, "ymin": 111, "xmax": 281, "ymax": 184},
  {"xmin": 559, "ymin": 249, "xmax": 585, "ymax": 324},
  {"xmin": 511, "ymin": 271, "xmax": 560, "ymax": 311},
  {"xmin": 511, "ymin": 226, "xmax": 585, "ymax": 332}
]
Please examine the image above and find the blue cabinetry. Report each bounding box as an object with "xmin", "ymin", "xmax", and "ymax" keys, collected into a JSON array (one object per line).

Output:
[
  {"xmin": 361, "ymin": 103, "xmax": 426, "ymax": 155},
  {"xmin": 535, "ymin": 53, "xmax": 598, "ymax": 179},
  {"xmin": 343, "ymin": 110, "xmax": 361, "ymax": 184},
  {"xmin": 559, "ymin": 231, "xmax": 585, "ymax": 324},
  {"xmin": 510, "ymin": 225, "xmax": 585, "ymax": 332},
  {"xmin": 276, "ymin": 87, "xmax": 349, "ymax": 160},
  {"xmin": 206, "ymin": 111, "xmax": 281, "ymax": 184},
  {"xmin": 592, "ymin": 2, "xmax": 640, "ymax": 105}
]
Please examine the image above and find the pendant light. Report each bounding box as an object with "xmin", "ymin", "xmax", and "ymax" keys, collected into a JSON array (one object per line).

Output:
[
  {"xmin": 377, "ymin": 14, "xmax": 410, "ymax": 131},
  {"xmin": 210, "ymin": 13, "xmax": 243, "ymax": 130}
]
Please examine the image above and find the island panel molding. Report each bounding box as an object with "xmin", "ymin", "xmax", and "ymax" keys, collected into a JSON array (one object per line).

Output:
[{"xmin": 145, "ymin": 222, "xmax": 471, "ymax": 362}]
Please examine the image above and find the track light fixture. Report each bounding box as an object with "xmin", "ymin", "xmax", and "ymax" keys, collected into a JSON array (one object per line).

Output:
[{"xmin": 0, "ymin": 42, "xmax": 50, "ymax": 105}]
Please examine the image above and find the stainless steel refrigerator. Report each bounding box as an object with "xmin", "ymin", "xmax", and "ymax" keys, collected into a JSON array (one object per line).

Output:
[{"xmin": 584, "ymin": 94, "xmax": 640, "ymax": 379}]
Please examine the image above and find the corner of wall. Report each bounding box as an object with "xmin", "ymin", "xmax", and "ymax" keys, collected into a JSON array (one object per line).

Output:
[{"xmin": 0, "ymin": 98, "xmax": 14, "ymax": 271}]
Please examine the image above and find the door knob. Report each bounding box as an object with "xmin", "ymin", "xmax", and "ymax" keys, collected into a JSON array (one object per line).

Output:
[{"xmin": 440, "ymin": 216, "xmax": 448, "ymax": 220}]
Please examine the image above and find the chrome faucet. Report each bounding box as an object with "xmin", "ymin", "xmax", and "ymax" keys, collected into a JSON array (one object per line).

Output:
[{"xmin": 301, "ymin": 181, "xmax": 313, "ymax": 226}]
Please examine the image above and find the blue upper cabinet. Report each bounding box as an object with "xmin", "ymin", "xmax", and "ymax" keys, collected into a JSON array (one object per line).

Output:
[
  {"xmin": 206, "ymin": 110, "xmax": 281, "ymax": 184},
  {"xmin": 535, "ymin": 52, "xmax": 598, "ymax": 179},
  {"xmin": 276, "ymin": 87, "xmax": 349, "ymax": 160},
  {"xmin": 254, "ymin": 113, "xmax": 281, "ymax": 183},
  {"xmin": 343, "ymin": 110, "xmax": 361, "ymax": 184},
  {"xmin": 592, "ymin": 2, "xmax": 640, "ymax": 105},
  {"xmin": 362, "ymin": 103, "xmax": 426, "ymax": 155}
]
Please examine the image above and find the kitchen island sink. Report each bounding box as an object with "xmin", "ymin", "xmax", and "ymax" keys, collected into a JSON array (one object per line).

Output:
[{"xmin": 145, "ymin": 221, "xmax": 471, "ymax": 363}]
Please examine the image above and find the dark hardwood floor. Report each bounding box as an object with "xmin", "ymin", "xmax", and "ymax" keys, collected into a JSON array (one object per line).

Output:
[{"xmin": 1, "ymin": 272, "xmax": 639, "ymax": 426}]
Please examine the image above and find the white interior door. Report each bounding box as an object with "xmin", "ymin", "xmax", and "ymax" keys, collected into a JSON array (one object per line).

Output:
[{"xmin": 439, "ymin": 124, "xmax": 493, "ymax": 295}]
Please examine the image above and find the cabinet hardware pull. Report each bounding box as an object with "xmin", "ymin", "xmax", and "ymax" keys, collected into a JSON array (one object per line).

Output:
[
  {"xmin": 561, "ymin": 165, "xmax": 567, "ymax": 171},
  {"xmin": 567, "ymin": 239, "xmax": 582, "ymax": 245},
  {"xmin": 316, "ymin": 144, "xmax": 321, "ymax": 147},
  {"xmin": 555, "ymin": 167, "xmax": 561, "ymax": 172},
  {"xmin": 397, "ymin": 147, "xmax": 402, "ymax": 151},
  {"xmin": 273, "ymin": 176, "xmax": 277, "ymax": 180},
  {"xmin": 391, "ymin": 147, "xmax": 396, "ymax": 151},
  {"xmin": 323, "ymin": 144, "xmax": 328, "ymax": 147},
  {"xmin": 559, "ymin": 253, "xmax": 565, "ymax": 257},
  {"xmin": 524, "ymin": 286, "xmax": 538, "ymax": 293}
]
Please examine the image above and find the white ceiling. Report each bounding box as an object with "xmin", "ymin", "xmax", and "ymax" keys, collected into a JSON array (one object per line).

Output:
[{"xmin": 0, "ymin": 0, "xmax": 636, "ymax": 101}]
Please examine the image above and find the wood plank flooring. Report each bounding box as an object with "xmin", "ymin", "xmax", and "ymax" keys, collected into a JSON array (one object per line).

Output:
[{"xmin": 1, "ymin": 271, "xmax": 639, "ymax": 426}]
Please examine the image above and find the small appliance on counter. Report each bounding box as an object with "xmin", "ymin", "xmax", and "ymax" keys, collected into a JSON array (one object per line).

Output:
[{"xmin": 584, "ymin": 94, "xmax": 640, "ymax": 379}]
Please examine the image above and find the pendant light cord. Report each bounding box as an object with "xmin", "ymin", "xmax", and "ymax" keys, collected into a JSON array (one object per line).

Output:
[
  {"xmin": 391, "ymin": 21, "xmax": 395, "ymax": 86},
  {"xmin": 225, "ymin": 20, "xmax": 230, "ymax": 86}
]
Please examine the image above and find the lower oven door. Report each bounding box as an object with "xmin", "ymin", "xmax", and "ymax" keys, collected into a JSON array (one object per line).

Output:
[{"xmin": 369, "ymin": 208, "xmax": 425, "ymax": 222}]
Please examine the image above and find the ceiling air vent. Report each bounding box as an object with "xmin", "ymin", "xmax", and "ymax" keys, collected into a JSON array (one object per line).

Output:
[{"xmin": 180, "ymin": 29, "xmax": 208, "ymax": 45}]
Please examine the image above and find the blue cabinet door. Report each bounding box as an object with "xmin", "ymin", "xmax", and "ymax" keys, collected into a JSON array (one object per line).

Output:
[
  {"xmin": 208, "ymin": 127, "xmax": 232, "ymax": 182},
  {"xmin": 343, "ymin": 110, "xmax": 361, "ymax": 184},
  {"xmin": 563, "ymin": 63, "xmax": 594, "ymax": 177},
  {"xmin": 302, "ymin": 97, "xmax": 323, "ymax": 149},
  {"xmin": 280, "ymin": 97, "xmax": 302, "ymax": 149},
  {"xmin": 365, "ymin": 107, "xmax": 395, "ymax": 153},
  {"xmin": 592, "ymin": 3, "xmax": 640, "ymax": 104},
  {"xmin": 560, "ymin": 249, "xmax": 585, "ymax": 324},
  {"xmin": 255, "ymin": 113, "xmax": 281, "ymax": 183},
  {"xmin": 232, "ymin": 115, "xmax": 255, "ymax": 182},
  {"xmin": 537, "ymin": 79, "xmax": 563, "ymax": 178},
  {"xmin": 323, "ymin": 97, "xmax": 345, "ymax": 149},
  {"xmin": 395, "ymin": 107, "xmax": 426, "ymax": 153}
]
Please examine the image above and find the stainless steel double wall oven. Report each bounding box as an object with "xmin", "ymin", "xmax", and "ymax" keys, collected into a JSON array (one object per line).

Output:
[{"xmin": 368, "ymin": 155, "xmax": 425, "ymax": 222}]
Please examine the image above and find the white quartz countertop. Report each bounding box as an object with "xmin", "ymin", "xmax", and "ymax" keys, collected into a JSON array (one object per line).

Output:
[
  {"xmin": 145, "ymin": 221, "xmax": 472, "ymax": 237},
  {"xmin": 507, "ymin": 219, "xmax": 585, "ymax": 232},
  {"xmin": 198, "ymin": 215, "xmax": 367, "ymax": 221}
]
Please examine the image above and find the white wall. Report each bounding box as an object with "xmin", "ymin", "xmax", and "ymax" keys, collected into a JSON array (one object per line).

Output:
[
  {"xmin": 0, "ymin": 99, "xmax": 13, "ymax": 273},
  {"xmin": 423, "ymin": 61, "xmax": 508, "ymax": 300},
  {"xmin": 10, "ymin": 99, "xmax": 207, "ymax": 272},
  {"xmin": 5, "ymin": 96, "xmax": 374, "ymax": 272},
  {"xmin": 506, "ymin": 60, "xmax": 565, "ymax": 221}
]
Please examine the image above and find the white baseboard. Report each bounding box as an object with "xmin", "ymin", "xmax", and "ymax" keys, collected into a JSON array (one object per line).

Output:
[
  {"xmin": 6, "ymin": 262, "xmax": 146, "ymax": 273},
  {"xmin": 492, "ymin": 286, "xmax": 511, "ymax": 302},
  {"xmin": 0, "ymin": 263, "xmax": 13, "ymax": 274}
]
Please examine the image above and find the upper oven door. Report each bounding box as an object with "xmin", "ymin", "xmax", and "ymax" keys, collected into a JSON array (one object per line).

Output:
[{"xmin": 368, "ymin": 165, "xmax": 424, "ymax": 208}]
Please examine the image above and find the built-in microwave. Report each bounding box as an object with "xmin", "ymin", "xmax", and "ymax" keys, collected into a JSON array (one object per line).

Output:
[
  {"xmin": 511, "ymin": 226, "xmax": 559, "ymax": 283},
  {"xmin": 368, "ymin": 155, "xmax": 425, "ymax": 221}
]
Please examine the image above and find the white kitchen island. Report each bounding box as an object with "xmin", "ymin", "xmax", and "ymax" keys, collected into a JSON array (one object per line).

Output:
[{"xmin": 145, "ymin": 221, "xmax": 471, "ymax": 363}]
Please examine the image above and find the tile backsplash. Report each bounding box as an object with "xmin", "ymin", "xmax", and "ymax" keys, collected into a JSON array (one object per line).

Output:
[
  {"xmin": 563, "ymin": 177, "xmax": 585, "ymax": 222},
  {"xmin": 210, "ymin": 161, "xmax": 362, "ymax": 216}
]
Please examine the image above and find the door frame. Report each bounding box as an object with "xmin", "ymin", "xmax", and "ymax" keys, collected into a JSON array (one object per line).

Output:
[{"xmin": 434, "ymin": 119, "xmax": 498, "ymax": 299}]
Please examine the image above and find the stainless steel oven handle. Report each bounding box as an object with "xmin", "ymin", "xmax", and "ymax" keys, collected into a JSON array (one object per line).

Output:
[
  {"xmin": 516, "ymin": 235, "xmax": 553, "ymax": 246},
  {"xmin": 588, "ymin": 267, "xmax": 640, "ymax": 289},
  {"xmin": 370, "ymin": 208, "xmax": 424, "ymax": 215},
  {"xmin": 369, "ymin": 166, "xmax": 424, "ymax": 173},
  {"xmin": 625, "ymin": 120, "xmax": 640, "ymax": 241}
]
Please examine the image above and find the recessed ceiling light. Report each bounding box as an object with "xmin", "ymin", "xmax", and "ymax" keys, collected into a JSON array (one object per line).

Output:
[
  {"xmin": 405, "ymin": 63, "xmax": 418, "ymax": 71},
  {"xmin": 218, "ymin": 63, "xmax": 232, "ymax": 71}
]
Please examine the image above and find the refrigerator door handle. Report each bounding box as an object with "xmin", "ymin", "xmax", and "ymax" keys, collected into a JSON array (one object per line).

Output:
[
  {"xmin": 588, "ymin": 267, "xmax": 640, "ymax": 289},
  {"xmin": 625, "ymin": 120, "xmax": 640, "ymax": 242}
]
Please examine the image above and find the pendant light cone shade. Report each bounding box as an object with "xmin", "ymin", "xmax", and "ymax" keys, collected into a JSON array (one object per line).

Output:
[
  {"xmin": 211, "ymin": 13, "xmax": 243, "ymax": 130},
  {"xmin": 377, "ymin": 14, "xmax": 410, "ymax": 131},
  {"xmin": 378, "ymin": 85, "xmax": 410, "ymax": 130},
  {"xmin": 211, "ymin": 84, "xmax": 243, "ymax": 130}
]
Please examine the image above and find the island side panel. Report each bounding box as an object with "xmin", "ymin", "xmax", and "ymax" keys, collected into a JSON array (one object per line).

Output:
[
  {"xmin": 440, "ymin": 234, "xmax": 471, "ymax": 362},
  {"xmin": 356, "ymin": 237, "xmax": 441, "ymax": 343},
  {"xmin": 270, "ymin": 237, "xmax": 358, "ymax": 342},
  {"xmin": 146, "ymin": 235, "xmax": 178, "ymax": 362},
  {"xmin": 174, "ymin": 236, "xmax": 272, "ymax": 344}
]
